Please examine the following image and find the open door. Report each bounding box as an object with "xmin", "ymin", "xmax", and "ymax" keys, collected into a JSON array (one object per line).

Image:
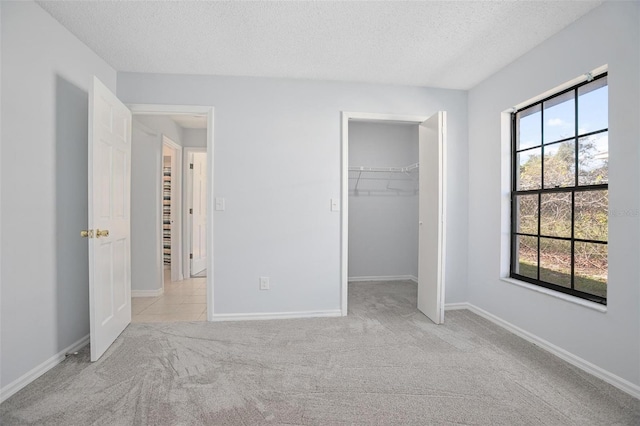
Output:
[
  {"xmin": 417, "ymin": 111, "xmax": 447, "ymax": 324},
  {"xmin": 87, "ymin": 77, "xmax": 132, "ymax": 361},
  {"xmin": 190, "ymin": 152, "xmax": 207, "ymax": 275}
]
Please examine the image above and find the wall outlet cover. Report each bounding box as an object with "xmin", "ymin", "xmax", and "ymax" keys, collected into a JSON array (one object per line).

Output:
[{"xmin": 259, "ymin": 276, "xmax": 270, "ymax": 290}]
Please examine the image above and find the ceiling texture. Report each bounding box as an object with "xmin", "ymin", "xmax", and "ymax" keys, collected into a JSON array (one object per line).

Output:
[{"xmin": 37, "ymin": 0, "xmax": 602, "ymax": 90}]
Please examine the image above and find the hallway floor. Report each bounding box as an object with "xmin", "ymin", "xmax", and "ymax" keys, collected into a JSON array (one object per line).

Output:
[{"xmin": 131, "ymin": 270, "xmax": 206, "ymax": 322}]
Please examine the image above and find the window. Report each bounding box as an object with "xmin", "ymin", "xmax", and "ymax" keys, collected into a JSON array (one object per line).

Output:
[{"xmin": 511, "ymin": 73, "xmax": 608, "ymax": 305}]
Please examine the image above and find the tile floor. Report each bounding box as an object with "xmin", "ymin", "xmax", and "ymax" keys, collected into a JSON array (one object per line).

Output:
[
  {"xmin": 192, "ymin": 269, "xmax": 207, "ymax": 278},
  {"xmin": 131, "ymin": 270, "xmax": 207, "ymax": 323}
]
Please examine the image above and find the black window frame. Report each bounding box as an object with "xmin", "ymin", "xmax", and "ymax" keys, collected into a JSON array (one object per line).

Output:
[{"xmin": 510, "ymin": 72, "xmax": 608, "ymax": 305}]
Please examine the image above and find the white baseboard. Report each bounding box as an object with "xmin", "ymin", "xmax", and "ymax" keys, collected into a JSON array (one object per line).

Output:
[
  {"xmin": 131, "ymin": 288, "xmax": 164, "ymax": 298},
  {"xmin": 349, "ymin": 275, "xmax": 418, "ymax": 283},
  {"xmin": 0, "ymin": 334, "xmax": 89, "ymax": 404},
  {"xmin": 444, "ymin": 302, "xmax": 471, "ymax": 311},
  {"xmin": 459, "ymin": 303, "xmax": 640, "ymax": 400},
  {"xmin": 212, "ymin": 309, "xmax": 342, "ymax": 322}
]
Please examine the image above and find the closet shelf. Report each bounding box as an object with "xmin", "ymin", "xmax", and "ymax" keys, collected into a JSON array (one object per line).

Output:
[
  {"xmin": 348, "ymin": 162, "xmax": 419, "ymax": 174},
  {"xmin": 349, "ymin": 163, "xmax": 419, "ymax": 194}
]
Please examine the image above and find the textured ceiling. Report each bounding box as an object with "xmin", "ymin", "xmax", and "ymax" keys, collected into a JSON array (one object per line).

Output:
[{"xmin": 37, "ymin": 1, "xmax": 602, "ymax": 90}]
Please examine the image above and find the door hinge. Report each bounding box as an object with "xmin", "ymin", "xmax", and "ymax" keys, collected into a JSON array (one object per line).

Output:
[
  {"xmin": 189, "ymin": 253, "xmax": 193, "ymax": 259},
  {"xmin": 190, "ymin": 163, "xmax": 194, "ymax": 169},
  {"xmin": 189, "ymin": 208, "xmax": 193, "ymax": 214}
]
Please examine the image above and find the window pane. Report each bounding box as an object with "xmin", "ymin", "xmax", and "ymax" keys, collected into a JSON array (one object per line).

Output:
[
  {"xmin": 544, "ymin": 91, "xmax": 575, "ymax": 144},
  {"xmin": 574, "ymin": 190, "xmax": 608, "ymax": 242},
  {"xmin": 543, "ymin": 141, "xmax": 575, "ymax": 188},
  {"xmin": 578, "ymin": 132, "xmax": 608, "ymax": 185},
  {"xmin": 514, "ymin": 235, "xmax": 537, "ymax": 279},
  {"xmin": 516, "ymin": 194, "xmax": 538, "ymax": 234},
  {"xmin": 578, "ymin": 76, "xmax": 608, "ymax": 135},
  {"xmin": 574, "ymin": 242, "xmax": 607, "ymax": 299},
  {"xmin": 517, "ymin": 148, "xmax": 541, "ymax": 190},
  {"xmin": 539, "ymin": 238, "xmax": 571, "ymax": 288},
  {"xmin": 512, "ymin": 75, "xmax": 608, "ymax": 304},
  {"xmin": 540, "ymin": 192, "xmax": 572, "ymax": 238},
  {"xmin": 517, "ymin": 104, "xmax": 541, "ymax": 150}
]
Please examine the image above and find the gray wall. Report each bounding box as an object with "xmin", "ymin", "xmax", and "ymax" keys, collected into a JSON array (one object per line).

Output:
[
  {"xmin": 467, "ymin": 1, "xmax": 640, "ymax": 385},
  {"xmin": 117, "ymin": 73, "xmax": 469, "ymax": 314},
  {"xmin": 131, "ymin": 120, "xmax": 163, "ymax": 293},
  {"xmin": 129, "ymin": 116, "xmax": 187, "ymax": 294},
  {"xmin": 134, "ymin": 115, "xmax": 184, "ymax": 146},
  {"xmin": 348, "ymin": 122, "xmax": 418, "ymax": 279},
  {"xmin": 182, "ymin": 128, "xmax": 207, "ymax": 148},
  {"xmin": 0, "ymin": 1, "xmax": 117, "ymax": 388}
]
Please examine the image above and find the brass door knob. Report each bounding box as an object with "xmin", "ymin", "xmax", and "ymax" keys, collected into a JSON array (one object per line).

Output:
[
  {"xmin": 96, "ymin": 229, "xmax": 110, "ymax": 238},
  {"xmin": 81, "ymin": 230, "xmax": 94, "ymax": 238}
]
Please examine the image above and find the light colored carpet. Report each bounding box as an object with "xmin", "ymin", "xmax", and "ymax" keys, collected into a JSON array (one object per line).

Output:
[{"xmin": 2, "ymin": 281, "xmax": 639, "ymax": 425}]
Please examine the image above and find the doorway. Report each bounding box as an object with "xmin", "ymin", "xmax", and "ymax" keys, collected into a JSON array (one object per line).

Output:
[
  {"xmin": 129, "ymin": 105, "xmax": 214, "ymax": 322},
  {"xmin": 341, "ymin": 112, "xmax": 447, "ymax": 324}
]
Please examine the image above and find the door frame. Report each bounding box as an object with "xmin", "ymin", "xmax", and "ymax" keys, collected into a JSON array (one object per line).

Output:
[
  {"xmin": 162, "ymin": 135, "xmax": 183, "ymax": 282},
  {"xmin": 340, "ymin": 111, "xmax": 447, "ymax": 317},
  {"xmin": 183, "ymin": 147, "xmax": 207, "ymax": 279},
  {"xmin": 129, "ymin": 104, "xmax": 214, "ymax": 321}
]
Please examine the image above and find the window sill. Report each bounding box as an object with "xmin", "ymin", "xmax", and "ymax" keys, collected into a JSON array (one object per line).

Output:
[{"xmin": 500, "ymin": 277, "xmax": 607, "ymax": 313}]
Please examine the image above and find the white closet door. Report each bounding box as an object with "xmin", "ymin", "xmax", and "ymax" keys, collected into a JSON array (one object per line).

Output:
[{"xmin": 417, "ymin": 111, "xmax": 447, "ymax": 324}]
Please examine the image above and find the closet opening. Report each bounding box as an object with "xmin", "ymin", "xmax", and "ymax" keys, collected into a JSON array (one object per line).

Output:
[
  {"xmin": 341, "ymin": 112, "xmax": 447, "ymax": 324},
  {"xmin": 348, "ymin": 120, "xmax": 419, "ymax": 319}
]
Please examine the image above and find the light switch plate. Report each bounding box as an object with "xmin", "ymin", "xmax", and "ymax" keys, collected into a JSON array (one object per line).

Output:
[
  {"xmin": 215, "ymin": 197, "xmax": 225, "ymax": 211},
  {"xmin": 259, "ymin": 276, "xmax": 270, "ymax": 290},
  {"xmin": 331, "ymin": 198, "xmax": 339, "ymax": 212}
]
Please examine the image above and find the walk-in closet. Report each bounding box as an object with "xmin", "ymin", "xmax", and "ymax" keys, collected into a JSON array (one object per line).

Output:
[{"xmin": 348, "ymin": 121, "xmax": 419, "ymax": 284}]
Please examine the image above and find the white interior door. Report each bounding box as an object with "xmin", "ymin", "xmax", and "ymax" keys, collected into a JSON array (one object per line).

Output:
[
  {"xmin": 191, "ymin": 152, "xmax": 207, "ymax": 275},
  {"xmin": 88, "ymin": 77, "xmax": 132, "ymax": 361},
  {"xmin": 417, "ymin": 111, "xmax": 447, "ymax": 324}
]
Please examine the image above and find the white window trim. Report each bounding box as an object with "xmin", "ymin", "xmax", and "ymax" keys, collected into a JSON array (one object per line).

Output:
[{"xmin": 499, "ymin": 277, "xmax": 607, "ymax": 313}]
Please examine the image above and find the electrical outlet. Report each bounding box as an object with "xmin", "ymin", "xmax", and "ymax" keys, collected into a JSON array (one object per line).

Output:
[{"xmin": 259, "ymin": 276, "xmax": 270, "ymax": 290}]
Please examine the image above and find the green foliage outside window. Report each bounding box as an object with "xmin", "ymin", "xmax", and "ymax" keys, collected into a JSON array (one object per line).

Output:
[{"xmin": 512, "ymin": 74, "xmax": 608, "ymax": 303}]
